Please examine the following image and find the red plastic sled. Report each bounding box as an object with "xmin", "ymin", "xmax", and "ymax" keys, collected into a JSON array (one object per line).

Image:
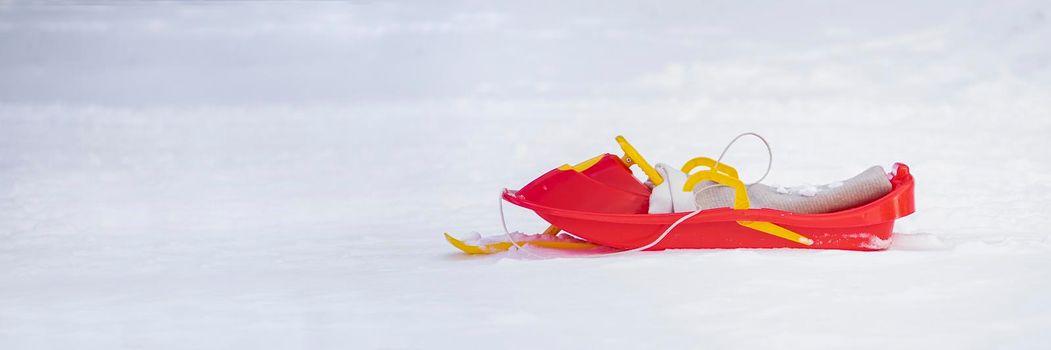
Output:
[{"xmin": 502, "ymin": 154, "xmax": 915, "ymax": 251}]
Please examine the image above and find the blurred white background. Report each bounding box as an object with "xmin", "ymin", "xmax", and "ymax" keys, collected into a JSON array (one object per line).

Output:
[{"xmin": 1, "ymin": 1, "xmax": 1050, "ymax": 349}]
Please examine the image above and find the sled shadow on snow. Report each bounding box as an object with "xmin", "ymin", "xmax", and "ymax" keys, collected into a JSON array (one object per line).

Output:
[{"xmin": 440, "ymin": 232, "xmax": 953, "ymax": 261}]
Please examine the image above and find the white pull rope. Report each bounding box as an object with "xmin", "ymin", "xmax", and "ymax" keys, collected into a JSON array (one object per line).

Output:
[{"xmin": 715, "ymin": 132, "xmax": 773, "ymax": 186}]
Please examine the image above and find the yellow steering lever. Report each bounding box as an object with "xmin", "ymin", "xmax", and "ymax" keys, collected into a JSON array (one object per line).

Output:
[{"xmin": 616, "ymin": 135, "xmax": 664, "ymax": 186}]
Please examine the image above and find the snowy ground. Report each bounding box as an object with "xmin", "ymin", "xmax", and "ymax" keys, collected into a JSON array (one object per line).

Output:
[{"xmin": 2, "ymin": 1, "xmax": 1051, "ymax": 349}]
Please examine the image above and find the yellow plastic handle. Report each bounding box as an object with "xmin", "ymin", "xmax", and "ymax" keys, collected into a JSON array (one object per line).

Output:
[
  {"xmin": 680, "ymin": 156, "xmax": 739, "ymax": 179},
  {"xmin": 682, "ymin": 169, "xmax": 750, "ymax": 208},
  {"xmin": 616, "ymin": 135, "xmax": 664, "ymax": 186},
  {"xmin": 683, "ymin": 169, "xmax": 814, "ymax": 246}
]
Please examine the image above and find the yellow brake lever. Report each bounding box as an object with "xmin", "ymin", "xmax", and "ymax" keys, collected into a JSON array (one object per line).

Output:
[{"xmin": 616, "ymin": 135, "xmax": 664, "ymax": 186}]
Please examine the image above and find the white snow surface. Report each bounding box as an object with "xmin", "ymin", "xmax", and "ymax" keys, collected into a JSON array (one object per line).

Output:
[{"xmin": 3, "ymin": 1, "xmax": 1051, "ymax": 349}]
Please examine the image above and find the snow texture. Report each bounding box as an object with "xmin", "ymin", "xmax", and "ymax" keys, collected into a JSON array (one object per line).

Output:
[{"xmin": 2, "ymin": 1, "xmax": 1051, "ymax": 349}]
